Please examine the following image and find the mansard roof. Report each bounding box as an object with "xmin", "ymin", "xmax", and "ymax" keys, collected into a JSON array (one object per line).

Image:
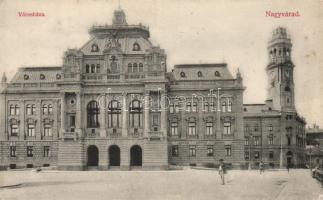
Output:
[{"xmin": 10, "ymin": 66, "xmax": 62, "ymax": 83}]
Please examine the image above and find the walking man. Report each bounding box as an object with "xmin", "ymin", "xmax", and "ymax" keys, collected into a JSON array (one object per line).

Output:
[
  {"xmin": 219, "ymin": 159, "xmax": 225, "ymax": 185},
  {"xmin": 259, "ymin": 161, "xmax": 264, "ymax": 174}
]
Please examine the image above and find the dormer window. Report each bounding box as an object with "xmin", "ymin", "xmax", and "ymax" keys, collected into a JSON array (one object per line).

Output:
[
  {"xmin": 215, "ymin": 71, "xmax": 220, "ymax": 77},
  {"xmin": 133, "ymin": 42, "xmax": 141, "ymax": 51},
  {"xmin": 40, "ymin": 74, "xmax": 45, "ymax": 80},
  {"xmin": 91, "ymin": 44, "xmax": 99, "ymax": 52},
  {"xmin": 180, "ymin": 72, "xmax": 186, "ymax": 78},
  {"xmin": 24, "ymin": 74, "xmax": 29, "ymax": 80},
  {"xmin": 56, "ymin": 74, "xmax": 61, "ymax": 80},
  {"xmin": 197, "ymin": 71, "xmax": 203, "ymax": 77}
]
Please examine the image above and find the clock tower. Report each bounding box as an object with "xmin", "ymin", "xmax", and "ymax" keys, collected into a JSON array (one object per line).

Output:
[{"xmin": 266, "ymin": 27, "xmax": 295, "ymax": 111}]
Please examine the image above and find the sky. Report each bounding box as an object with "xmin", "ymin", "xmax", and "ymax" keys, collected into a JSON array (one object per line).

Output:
[{"xmin": 0, "ymin": 0, "xmax": 322, "ymax": 127}]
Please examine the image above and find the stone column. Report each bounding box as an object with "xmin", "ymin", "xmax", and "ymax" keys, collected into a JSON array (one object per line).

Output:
[
  {"xmin": 99, "ymin": 94, "xmax": 106, "ymax": 137},
  {"xmin": 60, "ymin": 92, "xmax": 66, "ymax": 137},
  {"xmin": 144, "ymin": 92, "xmax": 150, "ymax": 138},
  {"xmin": 121, "ymin": 93, "xmax": 128, "ymax": 137},
  {"xmin": 76, "ymin": 92, "xmax": 83, "ymax": 138}
]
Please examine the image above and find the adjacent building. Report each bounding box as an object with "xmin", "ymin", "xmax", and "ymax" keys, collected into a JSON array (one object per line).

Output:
[{"xmin": 0, "ymin": 9, "xmax": 306, "ymax": 170}]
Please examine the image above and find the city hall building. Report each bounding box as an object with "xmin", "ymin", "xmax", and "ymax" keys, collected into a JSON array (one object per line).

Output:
[{"xmin": 0, "ymin": 9, "xmax": 306, "ymax": 170}]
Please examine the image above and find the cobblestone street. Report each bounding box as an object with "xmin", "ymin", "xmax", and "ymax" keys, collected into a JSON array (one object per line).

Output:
[{"xmin": 0, "ymin": 169, "xmax": 322, "ymax": 200}]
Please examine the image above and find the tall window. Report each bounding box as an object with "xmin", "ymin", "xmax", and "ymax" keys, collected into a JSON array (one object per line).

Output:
[
  {"xmin": 87, "ymin": 101, "xmax": 100, "ymax": 128},
  {"xmin": 169, "ymin": 103, "xmax": 174, "ymax": 114},
  {"xmin": 42, "ymin": 104, "xmax": 48, "ymax": 115},
  {"xmin": 139, "ymin": 63, "xmax": 143, "ymax": 72},
  {"xmin": 269, "ymin": 151, "xmax": 274, "ymax": 159},
  {"xmin": 42, "ymin": 104, "xmax": 53, "ymax": 115},
  {"xmin": 172, "ymin": 145, "xmax": 179, "ymax": 157},
  {"xmin": 171, "ymin": 122, "xmax": 178, "ymax": 136},
  {"xmin": 27, "ymin": 124, "xmax": 35, "ymax": 137},
  {"xmin": 43, "ymin": 124, "xmax": 52, "ymax": 137},
  {"xmin": 207, "ymin": 145, "xmax": 214, "ymax": 156},
  {"xmin": 128, "ymin": 63, "xmax": 132, "ymax": 72},
  {"xmin": 228, "ymin": 101, "xmax": 232, "ymax": 112},
  {"xmin": 133, "ymin": 63, "xmax": 138, "ymax": 73},
  {"xmin": 108, "ymin": 100, "xmax": 121, "ymax": 128},
  {"xmin": 210, "ymin": 102, "xmax": 216, "ymax": 112},
  {"xmin": 203, "ymin": 102, "xmax": 209, "ymax": 112},
  {"xmin": 268, "ymin": 135, "xmax": 274, "ymax": 145},
  {"xmin": 254, "ymin": 136, "xmax": 260, "ymax": 146},
  {"xmin": 10, "ymin": 146, "xmax": 16, "ymax": 157},
  {"xmin": 129, "ymin": 100, "xmax": 142, "ymax": 128},
  {"xmin": 189, "ymin": 145, "xmax": 196, "ymax": 157},
  {"xmin": 268, "ymin": 124, "xmax": 273, "ymax": 131},
  {"xmin": 188, "ymin": 122, "xmax": 196, "ymax": 136},
  {"xmin": 186, "ymin": 102, "xmax": 192, "ymax": 112},
  {"xmin": 43, "ymin": 146, "xmax": 50, "ymax": 157},
  {"xmin": 225, "ymin": 146, "xmax": 231, "ymax": 156},
  {"xmin": 222, "ymin": 101, "xmax": 226, "ymax": 112},
  {"xmin": 48, "ymin": 104, "xmax": 53, "ymax": 114},
  {"xmin": 27, "ymin": 146, "xmax": 33, "ymax": 157},
  {"xmin": 254, "ymin": 151, "xmax": 260, "ymax": 159},
  {"xmin": 10, "ymin": 124, "xmax": 18, "ymax": 137},
  {"xmin": 245, "ymin": 151, "xmax": 249, "ymax": 160},
  {"xmin": 192, "ymin": 102, "xmax": 197, "ymax": 112},
  {"xmin": 245, "ymin": 137, "xmax": 249, "ymax": 145},
  {"xmin": 10, "ymin": 104, "xmax": 19, "ymax": 115},
  {"xmin": 206, "ymin": 122, "xmax": 213, "ymax": 136},
  {"xmin": 223, "ymin": 122, "xmax": 231, "ymax": 135},
  {"xmin": 26, "ymin": 104, "xmax": 32, "ymax": 115}
]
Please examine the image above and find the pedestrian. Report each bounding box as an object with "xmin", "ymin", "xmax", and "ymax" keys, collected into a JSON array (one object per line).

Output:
[
  {"xmin": 259, "ymin": 161, "xmax": 264, "ymax": 174},
  {"xmin": 218, "ymin": 159, "xmax": 225, "ymax": 185},
  {"xmin": 286, "ymin": 163, "xmax": 290, "ymax": 173}
]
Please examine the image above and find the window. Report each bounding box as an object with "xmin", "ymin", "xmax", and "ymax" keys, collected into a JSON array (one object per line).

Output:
[
  {"xmin": 180, "ymin": 72, "xmax": 186, "ymax": 77},
  {"xmin": 192, "ymin": 102, "xmax": 197, "ymax": 112},
  {"xmin": 10, "ymin": 146, "xmax": 16, "ymax": 157},
  {"xmin": 244, "ymin": 125, "xmax": 250, "ymax": 132},
  {"xmin": 128, "ymin": 63, "xmax": 132, "ymax": 72},
  {"xmin": 188, "ymin": 122, "xmax": 196, "ymax": 136},
  {"xmin": 32, "ymin": 104, "xmax": 36, "ymax": 115},
  {"xmin": 206, "ymin": 122, "xmax": 213, "ymax": 136},
  {"xmin": 215, "ymin": 71, "xmax": 220, "ymax": 77},
  {"xmin": 87, "ymin": 101, "xmax": 100, "ymax": 128},
  {"xmin": 26, "ymin": 104, "xmax": 32, "ymax": 115},
  {"xmin": 169, "ymin": 103, "xmax": 174, "ymax": 114},
  {"xmin": 171, "ymin": 122, "xmax": 178, "ymax": 136},
  {"xmin": 268, "ymin": 135, "xmax": 273, "ymax": 145},
  {"xmin": 254, "ymin": 151, "xmax": 260, "ymax": 159},
  {"xmin": 10, "ymin": 104, "xmax": 19, "ymax": 115},
  {"xmin": 133, "ymin": 42, "xmax": 141, "ymax": 51},
  {"xmin": 203, "ymin": 102, "xmax": 209, "ymax": 112},
  {"xmin": 11, "ymin": 124, "xmax": 18, "ymax": 137},
  {"xmin": 27, "ymin": 124, "xmax": 35, "ymax": 137},
  {"xmin": 189, "ymin": 145, "xmax": 196, "ymax": 157},
  {"xmin": 254, "ymin": 136, "xmax": 260, "ymax": 146},
  {"xmin": 108, "ymin": 100, "xmax": 121, "ymax": 128},
  {"xmin": 222, "ymin": 101, "xmax": 226, "ymax": 112},
  {"xmin": 91, "ymin": 44, "xmax": 99, "ymax": 52},
  {"xmin": 48, "ymin": 104, "xmax": 53, "ymax": 114},
  {"xmin": 43, "ymin": 146, "xmax": 50, "ymax": 157},
  {"xmin": 207, "ymin": 145, "xmax": 214, "ymax": 156},
  {"xmin": 96, "ymin": 64, "xmax": 100, "ymax": 73},
  {"xmin": 269, "ymin": 151, "xmax": 274, "ymax": 159},
  {"xmin": 198, "ymin": 71, "xmax": 202, "ymax": 77},
  {"xmin": 133, "ymin": 63, "xmax": 138, "ymax": 73},
  {"xmin": 172, "ymin": 145, "xmax": 179, "ymax": 157},
  {"xmin": 110, "ymin": 56, "xmax": 118, "ymax": 73},
  {"xmin": 223, "ymin": 122, "xmax": 231, "ymax": 135},
  {"xmin": 86, "ymin": 64, "xmax": 90, "ymax": 73},
  {"xmin": 225, "ymin": 146, "xmax": 231, "ymax": 156},
  {"xmin": 42, "ymin": 104, "xmax": 48, "ymax": 115},
  {"xmin": 186, "ymin": 102, "xmax": 191, "ymax": 112},
  {"xmin": 210, "ymin": 102, "xmax": 216, "ymax": 112},
  {"xmin": 287, "ymin": 136, "xmax": 291, "ymax": 146},
  {"xmin": 227, "ymin": 101, "xmax": 232, "ymax": 112},
  {"xmin": 139, "ymin": 63, "xmax": 143, "ymax": 72},
  {"xmin": 268, "ymin": 124, "xmax": 273, "ymax": 131},
  {"xmin": 245, "ymin": 137, "xmax": 249, "ymax": 145},
  {"xmin": 70, "ymin": 115, "xmax": 76, "ymax": 128},
  {"xmin": 40, "ymin": 74, "xmax": 45, "ymax": 80},
  {"xmin": 27, "ymin": 146, "xmax": 33, "ymax": 157},
  {"xmin": 43, "ymin": 124, "xmax": 52, "ymax": 137},
  {"xmin": 129, "ymin": 100, "xmax": 143, "ymax": 128},
  {"xmin": 254, "ymin": 124, "xmax": 259, "ymax": 132},
  {"xmin": 24, "ymin": 74, "xmax": 29, "ymax": 80},
  {"xmin": 174, "ymin": 103, "xmax": 180, "ymax": 113},
  {"xmin": 245, "ymin": 151, "xmax": 249, "ymax": 160}
]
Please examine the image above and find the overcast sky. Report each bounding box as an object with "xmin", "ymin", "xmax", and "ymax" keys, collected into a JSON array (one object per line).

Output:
[{"xmin": 0, "ymin": 0, "xmax": 322, "ymax": 127}]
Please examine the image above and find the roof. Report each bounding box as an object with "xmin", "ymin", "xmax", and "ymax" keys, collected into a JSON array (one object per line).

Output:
[{"xmin": 9, "ymin": 66, "xmax": 62, "ymax": 83}]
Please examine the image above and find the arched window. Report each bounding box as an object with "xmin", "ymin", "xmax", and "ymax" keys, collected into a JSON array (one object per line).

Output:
[
  {"xmin": 42, "ymin": 104, "xmax": 48, "ymax": 115},
  {"xmin": 180, "ymin": 72, "xmax": 185, "ymax": 77},
  {"xmin": 133, "ymin": 63, "xmax": 138, "ymax": 73},
  {"xmin": 286, "ymin": 48, "xmax": 290, "ymax": 56},
  {"xmin": 14, "ymin": 104, "xmax": 19, "ymax": 115},
  {"xmin": 91, "ymin": 44, "xmax": 99, "ymax": 52},
  {"xmin": 221, "ymin": 101, "xmax": 226, "ymax": 112},
  {"xmin": 227, "ymin": 101, "xmax": 232, "ymax": 112},
  {"xmin": 128, "ymin": 63, "xmax": 132, "ymax": 73},
  {"xmin": 203, "ymin": 102, "xmax": 209, "ymax": 112},
  {"xmin": 129, "ymin": 100, "xmax": 142, "ymax": 128},
  {"xmin": 10, "ymin": 105, "xmax": 15, "ymax": 115},
  {"xmin": 215, "ymin": 71, "xmax": 221, "ymax": 77},
  {"xmin": 133, "ymin": 42, "xmax": 141, "ymax": 51},
  {"xmin": 48, "ymin": 104, "xmax": 53, "ymax": 114},
  {"xmin": 87, "ymin": 101, "xmax": 100, "ymax": 128},
  {"xmin": 198, "ymin": 71, "xmax": 203, "ymax": 77},
  {"xmin": 139, "ymin": 63, "xmax": 143, "ymax": 72},
  {"xmin": 91, "ymin": 64, "xmax": 96, "ymax": 73},
  {"xmin": 108, "ymin": 100, "xmax": 121, "ymax": 128}
]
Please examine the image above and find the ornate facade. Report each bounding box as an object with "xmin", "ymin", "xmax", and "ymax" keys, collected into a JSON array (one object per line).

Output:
[{"xmin": 0, "ymin": 9, "xmax": 305, "ymax": 170}]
